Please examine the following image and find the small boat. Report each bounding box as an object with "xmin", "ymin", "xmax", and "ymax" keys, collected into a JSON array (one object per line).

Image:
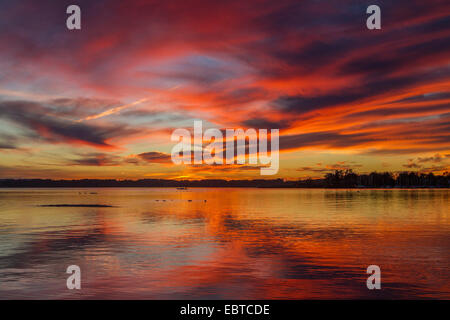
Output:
[{"xmin": 176, "ymin": 187, "xmax": 187, "ymax": 190}]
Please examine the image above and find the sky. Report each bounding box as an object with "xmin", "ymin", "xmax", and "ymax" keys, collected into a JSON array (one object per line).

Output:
[{"xmin": 0, "ymin": 0, "xmax": 449, "ymax": 180}]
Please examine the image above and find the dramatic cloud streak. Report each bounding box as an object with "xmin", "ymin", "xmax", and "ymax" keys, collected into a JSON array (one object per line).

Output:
[{"xmin": 0, "ymin": 0, "xmax": 449, "ymax": 178}]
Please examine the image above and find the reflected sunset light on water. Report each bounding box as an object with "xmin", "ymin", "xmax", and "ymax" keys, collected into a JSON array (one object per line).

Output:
[{"xmin": 0, "ymin": 188, "xmax": 448, "ymax": 299}]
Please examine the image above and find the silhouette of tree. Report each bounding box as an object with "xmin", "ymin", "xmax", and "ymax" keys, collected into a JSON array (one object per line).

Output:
[{"xmin": 0, "ymin": 171, "xmax": 448, "ymax": 188}]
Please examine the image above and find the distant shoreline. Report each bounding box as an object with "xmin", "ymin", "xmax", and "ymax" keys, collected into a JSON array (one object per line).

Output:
[
  {"xmin": 0, "ymin": 179, "xmax": 448, "ymax": 189},
  {"xmin": 1, "ymin": 170, "xmax": 449, "ymax": 188},
  {"xmin": 1, "ymin": 186, "xmax": 448, "ymax": 189}
]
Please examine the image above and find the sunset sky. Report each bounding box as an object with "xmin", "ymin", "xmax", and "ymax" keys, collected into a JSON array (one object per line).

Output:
[{"xmin": 0, "ymin": 0, "xmax": 449, "ymax": 180}]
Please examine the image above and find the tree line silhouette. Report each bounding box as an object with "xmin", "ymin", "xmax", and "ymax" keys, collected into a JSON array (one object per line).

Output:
[
  {"xmin": 322, "ymin": 170, "xmax": 449, "ymax": 188},
  {"xmin": 0, "ymin": 170, "xmax": 448, "ymax": 188}
]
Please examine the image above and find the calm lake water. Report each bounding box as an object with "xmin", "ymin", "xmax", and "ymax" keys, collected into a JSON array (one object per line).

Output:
[{"xmin": 0, "ymin": 188, "xmax": 448, "ymax": 299}]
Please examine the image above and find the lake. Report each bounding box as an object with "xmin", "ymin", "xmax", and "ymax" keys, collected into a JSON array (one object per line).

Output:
[{"xmin": 0, "ymin": 188, "xmax": 448, "ymax": 299}]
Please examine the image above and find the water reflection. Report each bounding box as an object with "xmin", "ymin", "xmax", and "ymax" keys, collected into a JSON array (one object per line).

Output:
[{"xmin": 0, "ymin": 188, "xmax": 448, "ymax": 299}]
